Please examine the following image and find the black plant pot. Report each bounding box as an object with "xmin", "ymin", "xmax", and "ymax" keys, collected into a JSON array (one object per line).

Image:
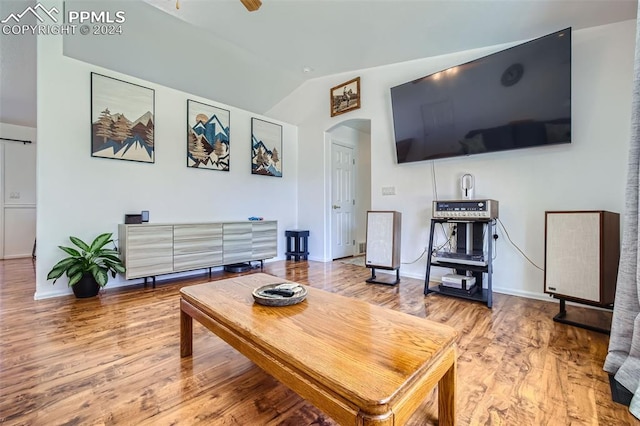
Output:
[{"xmin": 72, "ymin": 274, "xmax": 101, "ymax": 298}]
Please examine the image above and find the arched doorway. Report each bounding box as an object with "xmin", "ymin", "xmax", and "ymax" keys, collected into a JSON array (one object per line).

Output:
[{"xmin": 326, "ymin": 119, "xmax": 371, "ymax": 260}]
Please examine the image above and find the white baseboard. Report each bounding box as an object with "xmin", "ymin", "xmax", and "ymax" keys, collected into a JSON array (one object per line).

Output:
[
  {"xmin": 3, "ymin": 254, "xmax": 33, "ymax": 260},
  {"xmin": 492, "ymin": 286, "xmax": 552, "ymax": 302},
  {"xmin": 381, "ymin": 269, "xmax": 597, "ymax": 308},
  {"xmin": 34, "ymin": 287, "xmax": 72, "ymax": 300}
]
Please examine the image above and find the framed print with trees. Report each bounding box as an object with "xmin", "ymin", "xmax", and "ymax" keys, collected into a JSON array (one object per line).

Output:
[
  {"xmin": 91, "ymin": 73, "xmax": 155, "ymax": 163},
  {"xmin": 187, "ymin": 100, "xmax": 230, "ymax": 171},
  {"xmin": 251, "ymin": 118, "xmax": 282, "ymax": 177}
]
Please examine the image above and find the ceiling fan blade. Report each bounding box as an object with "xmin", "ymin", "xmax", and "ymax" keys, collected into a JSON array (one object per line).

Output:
[{"xmin": 240, "ymin": 0, "xmax": 262, "ymax": 12}]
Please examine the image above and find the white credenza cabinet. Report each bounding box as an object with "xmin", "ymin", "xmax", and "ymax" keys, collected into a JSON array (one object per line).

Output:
[
  {"xmin": 173, "ymin": 223, "xmax": 223, "ymax": 272},
  {"xmin": 120, "ymin": 225, "xmax": 174, "ymax": 278},
  {"xmin": 119, "ymin": 221, "xmax": 277, "ymax": 280}
]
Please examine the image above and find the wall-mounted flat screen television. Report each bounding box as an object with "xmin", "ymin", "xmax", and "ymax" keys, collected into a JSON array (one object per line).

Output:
[{"xmin": 390, "ymin": 28, "xmax": 571, "ymax": 163}]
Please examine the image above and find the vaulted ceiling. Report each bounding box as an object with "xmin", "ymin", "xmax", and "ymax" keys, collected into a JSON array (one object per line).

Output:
[
  {"xmin": 1, "ymin": 0, "xmax": 638, "ymax": 127},
  {"xmin": 144, "ymin": 0, "xmax": 638, "ymax": 80}
]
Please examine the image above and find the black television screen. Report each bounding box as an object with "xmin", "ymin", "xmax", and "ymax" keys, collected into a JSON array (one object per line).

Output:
[{"xmin": 390, "ymin": 28, "xmax": 571, "ymax": 163}]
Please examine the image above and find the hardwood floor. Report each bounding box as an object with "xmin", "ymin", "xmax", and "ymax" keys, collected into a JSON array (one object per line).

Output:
[{"xmin": 0, "ymin": 258, "xmax": 636, "ymax": 425}]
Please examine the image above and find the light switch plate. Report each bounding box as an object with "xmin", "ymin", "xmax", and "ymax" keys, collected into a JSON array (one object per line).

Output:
[{"xmin": 381, "ymin": 186, "xmax": 396, "ymax": 196}]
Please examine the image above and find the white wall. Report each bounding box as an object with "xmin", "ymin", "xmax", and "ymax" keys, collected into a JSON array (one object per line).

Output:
[
  {"xmin": 35, "ymin": 13, "xmax": 298, "ymax": 299},
  {"xmin": 354, "ymin": 128, "xmax": 372, "ymax": 252},
  {"xmin": 0, "ymin": 122, "xmax": 37, "ymax": 259},
  {"xmin": 268, "ymin": 20, "xmax": 636, "ymax": 300},
  {"xmin": 62, "ymin": 0, "xmax": 302, "ymax": 118}
]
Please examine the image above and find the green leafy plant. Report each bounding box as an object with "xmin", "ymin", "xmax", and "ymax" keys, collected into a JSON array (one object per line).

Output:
[{"xmin": 47, "ymin": 233, "xmax": 126, "ymax": 287}]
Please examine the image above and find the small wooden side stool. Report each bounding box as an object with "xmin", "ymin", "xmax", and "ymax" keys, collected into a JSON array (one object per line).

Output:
[{"xmin": 285, "ymin": 230, "xmax": 309, "ymax": 261}]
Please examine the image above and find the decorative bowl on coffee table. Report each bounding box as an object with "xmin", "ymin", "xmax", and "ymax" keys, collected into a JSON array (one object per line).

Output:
[{"xmin": 252, "ymin": 283, "xmax": 307, "ymax": 306}]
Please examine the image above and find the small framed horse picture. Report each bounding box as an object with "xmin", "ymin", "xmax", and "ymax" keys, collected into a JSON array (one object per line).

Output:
[{"xmin": 330, "ymin": 77, "xmax": 360, "ymax": 117}]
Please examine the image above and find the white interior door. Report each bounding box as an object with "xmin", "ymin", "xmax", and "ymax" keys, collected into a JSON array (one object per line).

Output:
[
  {"xmin": 331, "ymin": 142, "xmax": 355, "ymax": 259},
  {"xmin": 2, "ymin": 141, "xmax": 37, "ymax": 259},
  {"xmin": 0, "ymin": 125, "xmax": 38, "ymax": 261}
]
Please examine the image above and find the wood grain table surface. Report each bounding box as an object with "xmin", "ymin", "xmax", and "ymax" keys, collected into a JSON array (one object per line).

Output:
[{"xmin": 180, "ymin": 273, "xmax": 458, "ymax": 425}]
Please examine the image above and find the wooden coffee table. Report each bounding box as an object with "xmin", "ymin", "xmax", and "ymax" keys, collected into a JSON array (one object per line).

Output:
[{"xmin": 180, "ymin": 273, "xmax": 458, "ymax": 425}]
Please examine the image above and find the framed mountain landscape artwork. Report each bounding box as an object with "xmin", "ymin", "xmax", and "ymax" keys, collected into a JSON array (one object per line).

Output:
[
  {"xmin": 91, "ymin": 73, "xmax": 155, "ymax": 163},
  {"xmin": 187, "ymin": 100, "xmax": 230, "ymax": 171},
  {"xmin": 251, "ymin": 118, "xmax": 282, "ymax": 177}
]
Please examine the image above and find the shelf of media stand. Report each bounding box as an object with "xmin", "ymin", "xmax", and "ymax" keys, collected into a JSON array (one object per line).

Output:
[
  {"xmin": 429, "ymin": 260, "xmax": 488, "ymax": 273},
  {"xmin": 426, "ymin": 285, "xmax": 490, "ymax": 303},
  {"xmin": 424, "ymin": 218, "xmax": 494, "ymax": 308}
]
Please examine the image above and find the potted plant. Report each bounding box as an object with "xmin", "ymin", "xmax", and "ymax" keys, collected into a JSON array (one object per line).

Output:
[{"xmin": 47, "ymin": 232, "xmax": 126, "ymax": 298}]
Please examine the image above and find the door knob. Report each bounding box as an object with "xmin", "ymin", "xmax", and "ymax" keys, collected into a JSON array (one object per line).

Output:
[{"xmin": 332, "ymin": 205, "xmax": 340, "ymax": 209}]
